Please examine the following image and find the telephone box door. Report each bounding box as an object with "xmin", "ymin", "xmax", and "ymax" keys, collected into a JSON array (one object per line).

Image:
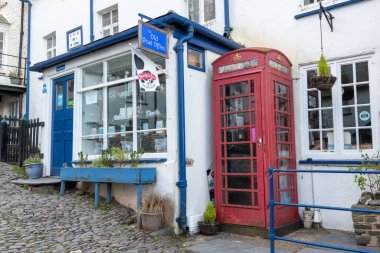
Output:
[{"xmin": 214, "ymin": 73, "xmax": 266, "ymax": 227}]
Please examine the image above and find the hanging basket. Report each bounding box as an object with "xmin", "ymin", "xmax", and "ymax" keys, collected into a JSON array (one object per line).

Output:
[{"xmin": 311, "ymin": 75, "xmax": 337, "ymax": 91}]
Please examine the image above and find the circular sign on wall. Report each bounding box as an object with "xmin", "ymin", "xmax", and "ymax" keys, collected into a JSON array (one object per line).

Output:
[{"xmin": 359, "ymin": 111, "xmax": 371, "ymax": 121}]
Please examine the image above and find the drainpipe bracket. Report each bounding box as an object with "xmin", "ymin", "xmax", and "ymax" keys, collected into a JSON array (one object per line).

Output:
[{"xmin": 176, "ymin": 180, "xmax": 187, "ymax": 188}]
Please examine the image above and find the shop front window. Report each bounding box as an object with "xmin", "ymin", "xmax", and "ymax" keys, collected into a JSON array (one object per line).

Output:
[{"xmin": 79, "ymin": 52, "xmax": 167, "ymax": 156}]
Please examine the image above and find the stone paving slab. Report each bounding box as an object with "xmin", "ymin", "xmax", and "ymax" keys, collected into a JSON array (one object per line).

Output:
[
  {"xmin": 0, "ymin": 162, "xmax": 179, "ymax": 253},
  {"xmin": 11, "ymin": 177, "xmax": 61, "ymax": 185}
]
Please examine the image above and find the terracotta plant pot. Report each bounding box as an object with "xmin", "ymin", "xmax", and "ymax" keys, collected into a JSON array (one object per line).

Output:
[
  {"xmin": 141, "ymin": 212, "xmax": 163, "ymax": 232},
  {"xmin": 303, "ymin": 210, "xmax": 314, "ymax": 229},
  {"xmin": 311, "ymin": 75, "xmax": 337, "ymax": 91},
  {"xmin": 198, "ymin": 221, "xmax": 220, "ymax": 235}
]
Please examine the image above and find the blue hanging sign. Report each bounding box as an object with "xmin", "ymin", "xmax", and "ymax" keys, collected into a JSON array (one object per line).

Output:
[{"xmin": 138, "ymin": 20, "xmax": 168, "ymax": 58}]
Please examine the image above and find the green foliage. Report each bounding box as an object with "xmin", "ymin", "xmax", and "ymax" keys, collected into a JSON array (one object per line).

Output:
[
  {"xmin": 13, "ymin": 166, "xmax": 27, "ymax": 179},
  {"xmin": 78, "ymin": 151, "xmax": 88, "ymax": 167},
  {"xmin": 204, "ymin": 201, "xmax": 216, "ymax": 225},
  {"xmin": 92, "ymin": 150, "xmax": 113, "ymax": 168},
  {"xmin": 350, "ymin": 151, "xmax": 380, "ymax": 198},
  {"xmin": 110, "ymin": 147, "xmax": 126, "ymax": 167},
  {"xmin": 23, "ymin": 155, "xmax": 42, "ymax": 165},
  {"xmin": 318, "ymin": 55, "xmax": 330, "ymax": 77},
  {"xmin": 130, "ymin": 148, "xmax": 144, "ymax": 167}
]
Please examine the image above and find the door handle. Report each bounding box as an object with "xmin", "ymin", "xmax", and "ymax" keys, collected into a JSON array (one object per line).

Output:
[{"xmin": 258, "ymin": 138, "xmax": 262, "ymax": 147}]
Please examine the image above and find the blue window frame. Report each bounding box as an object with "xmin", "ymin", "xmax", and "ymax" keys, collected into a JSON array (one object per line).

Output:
[{"xmin": 187, "ymin": 44, "xmax": 205, "ymax": 72}]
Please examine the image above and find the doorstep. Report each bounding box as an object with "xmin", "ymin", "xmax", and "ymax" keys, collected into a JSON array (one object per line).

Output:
[{"xmin": 10, "ymin": 177, "xmax": 61, "ymax": 186}]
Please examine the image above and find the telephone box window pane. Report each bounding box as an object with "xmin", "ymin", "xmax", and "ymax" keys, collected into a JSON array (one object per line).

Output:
[
  {"xmin": 225, "ymin": 82, "xmax": 248, "ymax": 97},
  {"xmin": 56, "ymin": 83, "xmax": 63, "ymax": 110},
  {"xmin": 251, "ymin": 96, "xmax": 255, "ymax": 109},
  {"xmin": 220, "ymin": 115, "xmax": 224, "ymax": 127},
  {"xmin": 66, "ymin": 80, "xmax": 74, "ymax": 108},
  {"xmin": 276, "ymin": 83, "xmax": 288, "ymax": 97},
  {"xmin": 358, "ymin": 106, "xmax": 371, "ymax": 127},
  {"xmin": 279, "ymin": 175, "xmax": 291, "ymax": 189},
  {"xmin": 83, "ymin": 62, "xmax": 103, "ymax": 88},
  {"xmin": 278, "ymin": 159, "xmax": 290, "ymax": 169},
  {"xmin": 253, "ymin": 192, "xmax": 258, "ymax": 206},
  {"xmin": 277, "ymin": 129, "xmax": 289, "ymax": 142},
  {"xmin": 220, "ymin": 100, "xmax": 224, "ymax": 113},
  {"xmin": 252, "ymin": 159, "xmax": 257, "ymax": 173},
  {"xmin": 307, "ymin": 69, "xmax": 317, "ymax": 89},
  {"xmin": 280, "ymin": 191, "xmax": 291, "ymax": 203},
  {"xmin": 359, "ymin": 129, "xmax": 372, "ymax": 150},
  {"xmin": 308, "ymin": 90, "xmax": 319, "ymax": 109},
  {"xmin": 341, "ymin": 64, "xmax": 353, "ymax": 84},
  {"xmin": 228, "ymin": 176, "xmax": 251, "ymax": 189},
  {"xmin": 228, "ymin": 191, "xmax": 252, "ymax": 206},
  {"xmin": 226, "ymin": 113, "xmax": 249, "ymax": 127},
  {"xmin": 219, "ymin": 86, "xmax": 223, "ymax": 97},
  {"xmin": 323, "ymin": 131, "xmax": 334, "ymax": 151},
  {"xmin": 309, "ymin": 131, "xmax": 320, "ymax": 150},
  {"xmin": 277, "ymin": 113, "xmax": 289, "ymax": 127},
  {"xmin": 356, "ymin": 62, "xmax": 369, "ymax": 82},
  {"xmin": 344, "ymin": 129, "xmax": 356, "ymax": 150},
  {"xmin": 221, "ymin": 130, "xmax": 224, "ymax": 142},
  {"xmin": 276, "ymin": 98, "xmax": 288, "ymax": 112},
  {"xmin": 343, "ymin": 107, "xmax": 355, "ymax": 128},
  {"xmin": 322, "ymin": 109, "xmax": 333, "ymax": 128},
  {"xmin": 342, "ymin": 86, "xmax": 355, "ymax": 105},
  {"xmin": 252, "ymin": 143, "xmax": 257, "ymax": 157},
  {"xmin": 226, "ymin": 97, "xmax": 249, "ymax": 112},
  {"xmin": 250, "ymin": 81, "xmax": 255, "ymax": 93},
  {"xmin": 226, "ymin": 144, "xmax": 250, "ymax": 157},
  {"xmin": 253, "ymin": 176, "xmax": 258, "ymax": 190},
  {"xmin": 308, "ymin": 111, "xmax": 319, "ymax": 129},
  {"xmin": 222, "ymin": 190, "xmax": 226, "ymax": 204},
  {"xmin": 251, "ymin": 112, "xmax": 256, "ymax": 125},
  {"xmin": 357, "ymin": 85, "xmax": 370, "ymax": 104},
  {"xmin": 226, "ymin": 128, "xmax": 250, "ymax": 142},
  {"xmin": 227, "ymin": 159, "xmax": 250, "ymax": 173},
  {"xmin": 108, "ymin": 133, "xmax": 133, "ymax": 152},
  {"xmin": 321, "ymin": 90, "xmax": 332, "ymax": 107},
  {"xmin": 278, "ymin": 144, "xmax": 290, "ymax": 157},
  {"xmin": 221, "ymin": 145, "xmax": 225, "ymax": 157},
  {"xmin": 137, "ymin": 132, "xmax": 167, "ymax": 153},
  {"xmin": 222, "ymin": 176, "xmax": 225, "ymax": 188}
]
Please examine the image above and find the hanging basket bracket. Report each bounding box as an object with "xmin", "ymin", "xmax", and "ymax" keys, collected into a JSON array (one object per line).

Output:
[{"xmin": 319, "ymin": 2, "xmax": 334, "ymax": 32}]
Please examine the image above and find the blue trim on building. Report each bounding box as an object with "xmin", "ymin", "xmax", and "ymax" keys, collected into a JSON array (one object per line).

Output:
[
  {"xmin": 66, "ymin": 26, "xmax": 83, "ymax": 51},
  {"xmin": 294, "ymin": 0, "xmax": 362, "ymax": 19},
  {"xmin": 72, "ymin": 158, "xmax": 168, "ymax": 164},
  {"xmin": 299, "ymin": 159, "xmax": 380, "ymax": 165},
  {"xmin": 30, "ymin": 13, "xmax": 242, "ymax": 72},
  {"xmin": 187, "ymin": 44, "xmax": 205, "ymax": 72}
]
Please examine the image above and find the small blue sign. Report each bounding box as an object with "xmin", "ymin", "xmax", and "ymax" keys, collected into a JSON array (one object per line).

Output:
[
  {"xmin": 57, "ymin": 94, "xmax": 63, "ymax": 107},
  {"xmin": 138, "ymin": 20, "xmax": 168, "ymax": 58},
  {"xmin": 42, "ymin": 83, "xmax": 47, "ymax": 94}
]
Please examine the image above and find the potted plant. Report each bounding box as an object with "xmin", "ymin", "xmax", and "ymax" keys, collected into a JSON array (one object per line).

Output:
[
  {"xmin": 140, "ymin": 192, "xmax": 173, "ymax": 232},
  {"xmin": 351, "ymin": 152, "xmax": 380, "ymax": 246},
  {"xmin": 8, "ymin": 69, "xmax": 23, "ymax": 85},
  {"xmin": 198, "ymin": 201, "xmax": 220, "ymax": 235},
  {"xmin": 23, "ymin": 155, "xmax": 43, "ymax": 179},
  {"xmin": 311, "ymin": 55, "xmax": 337, "ymax": 91},
  {"xmin": 302, "ymin": 207, "xmax": 314, "ymax": 229}
]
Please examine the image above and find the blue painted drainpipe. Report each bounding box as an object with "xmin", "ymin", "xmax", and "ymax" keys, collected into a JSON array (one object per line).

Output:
[
  {"xmin": 174, "ymin": 25, "xmax": 194, "ymax": 233},
  {"xmin": 90, "ymin": 0, "xmax": 94, "ymax": 42},
  {"xmin": 20, "ymin": 0, "xmax": 31, "ymax": 118},
  {"xmin": 224, "ymin": 0, "xmax": 232, "ymax": 38}
]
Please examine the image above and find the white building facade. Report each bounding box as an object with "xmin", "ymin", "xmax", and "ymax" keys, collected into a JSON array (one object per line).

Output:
[{"xmin": 27, "ymin": 0, "xmax": 379, "ymax": 233}]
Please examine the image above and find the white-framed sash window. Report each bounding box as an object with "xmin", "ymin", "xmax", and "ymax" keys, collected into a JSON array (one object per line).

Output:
[
  {"xmin": 78, "ymin": 51, "xmax": 167, "ymax": 158},
  {"xmin": 188, "ymin": 0, "xmax": 215, "ymax": 24},
  {"xmin": 300, "ymin": 55, "xmax": 376, "ymax": 160},
  {"xmin": 46, "ymin": 33, "xmax": 56, "ymax": 59},
  {"xmin": 101, "ymin": 8, "xmax": 118, "ymax": 37}
]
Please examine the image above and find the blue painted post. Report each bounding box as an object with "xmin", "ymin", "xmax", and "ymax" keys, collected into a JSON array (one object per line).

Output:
[
  {"xmin": 89, "ymin": 0, "xmax": 94, "ymax": 42},
  {"xmin": 107, "ymin": 183, "xmax": 112, "ymax": 204},
  {"xmin": 95, "ymin": 183, "xmax": 100, "ymax": 207},
  {"xmin": 60, "ymin": 181, "xmax": 65, "ymax": 196},
  {"xmin": 269, "ymin": 167, "xmax": 275, "ymax": 253},
  {"xmin": 136, "ymin": 184, "xmax": 143, "ymax": 229}
]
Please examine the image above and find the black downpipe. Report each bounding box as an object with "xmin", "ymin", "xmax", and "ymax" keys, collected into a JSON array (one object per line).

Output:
[{"xmin": 18, "ymin": 1, "xmax": 25, "ymax": 77}]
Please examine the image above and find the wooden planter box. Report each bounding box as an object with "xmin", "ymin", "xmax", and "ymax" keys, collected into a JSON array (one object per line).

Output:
[{"xmin": 60, "ymin": 167, "xmax": 156, "ymax": 208}]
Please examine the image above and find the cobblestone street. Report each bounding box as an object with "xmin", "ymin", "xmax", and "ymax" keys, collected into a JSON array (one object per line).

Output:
[{"xmin": 0, "ymin": 163, "xmax": 180, "ymax": 253}]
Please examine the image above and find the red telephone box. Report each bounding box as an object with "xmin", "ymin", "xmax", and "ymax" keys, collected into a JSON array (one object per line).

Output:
[{"xmin": 212, "ymin": 48, "xmax": 298, "ymax": 230}]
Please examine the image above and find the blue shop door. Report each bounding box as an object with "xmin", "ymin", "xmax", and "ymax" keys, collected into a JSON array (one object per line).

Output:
[{"xmin": 51, "ymin": 74, "xmax": 74, "ymax": 176}]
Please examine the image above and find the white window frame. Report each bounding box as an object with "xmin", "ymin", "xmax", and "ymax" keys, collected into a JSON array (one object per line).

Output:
[
  {"xmin": 77, "ymin": 52, "xmax": 167, "ymax": 160},
  {"xmin": 299, "ymin": 0, "xmax": 354, "ymax": 11},
  {"xmin": 45, "ymin": 32, "xmax": 56, "ymax": 60},
  {"xmin": 188, "ymin": 0, "xmax": 216, "ymax": 24},
  {"xmin": 0, "ymin": 26, "xmax": 8, "ymax": 72},
  {"xmin": 99, "ymin": 5, "xmax": 119, "ymax": 38},
  {"xmin": 299, "ymin": 54, "xmax": 377, "ymax": 160}
]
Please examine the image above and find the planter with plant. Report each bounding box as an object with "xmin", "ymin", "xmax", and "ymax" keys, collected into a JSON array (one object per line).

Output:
[
  {"xmin": 302, "ymin": 207, "xmax": 314, "ymax": 229},
  {"xmin": 23, "ymin": 155, "xmax": 43, "ymax": 179},
  {"xmin": 198, "ymin": 201, "xmax": 219, "ymax": 235},
  {"xmin": 350, "ymin": 152, "xmax": 380, "ymax": 246},
  {"xmin": 8, "ymin": 69, "xmax": 23, "ymax": 85},
  {"xmin": 140, "ymin": 192, "xmax": 173, "ymax": 232},
  {"xmin": 310, "ymin": 55, "xmax": 337, "ymax": 91}
]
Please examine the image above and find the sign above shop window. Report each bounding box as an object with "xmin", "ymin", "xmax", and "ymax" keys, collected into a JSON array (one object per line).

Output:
[
  {"xmin": 67, "ymin": 26, "xmax": 83, "ymax": 51},
  {"xmin": 138, "ymin": 20, "xmax": 168, "ymax": 58}
]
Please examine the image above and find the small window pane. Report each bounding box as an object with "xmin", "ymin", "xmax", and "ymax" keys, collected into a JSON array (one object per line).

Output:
[
  {"xmin": 341, "ymin": 64, "xmax": 353, "ymax": 84},
  {"xmin": 277, "ymin": 113, "xmax": 289, "ymax": 127},
  {"xmin": 307, "ymin": 69, "xmax": 317, "ymax": 89},
  {"xmin": 308, "ymin": 110, "xmax": 319, "ymax": 129},
  {"xmin": 226, "ymin": 144, "xmax": 250, "ymax": 157},
  {"xmin": 342, "ymin": 86, "xmax": 355, "ymax": 105},
  {"xmin": 278, "ymin": 159, "xmax": 290, "ymax": 169},
  {"xmin": 103, "ymin": 29, "xmax": 110, "ymax": 37},
  {"xmin": 280, "ymin": 191, "xmax": 292, "ymax": 203},
  {"xmin": 138, "ymin": 131, "xmax": 167, "ymax": 153},
  {"xmin": 323, "ymin": 131, "xmax": 334, "ymax": 151},
  {"xmin": 358, "ymin": 106, "xmax": 371, "ymax": 127},
  {"xmin": 113, "ymin": 26, "xmax": 119, "ymax": 34},
  {"xmin": 277, "ymin": 129, "xmax": 289, "ymax": 142},
  {"xmin": 226, "ymin": 159, "xmax": 250, "ymax": 173},
  {"xmin": 357, "ymin": 85, "xmax": 370, "ymax": 104},
  {"xmin": 344, "ymin": 130, "xmax": 356, "ymax": 150},
  {"xmin": 321, "ymin": 90, "xmax": 332, "ymax": 107},
  {"xmin": 356, "ymin": 62, "xmax": 369, "ymax": 82},
  {"xmin": 359, "ymin": 129, "xmax": 372, "ymax": 150},
  {"xmin": 228, "ymin": 191, "xmax": 252, "ymax": 206},
  {"xmin": 227, "ymin": 176, "xmax": 251, "ymax": 189},
  {"xmin": 107, "ymin": 54, "xmax": 132, "ymax": 82},
  {"xmin": 108, "ymin": 134, "xmax": 133, "ymax": 153},
  {"xmin": 83, "ymin": 63, "xmax": 103, "ymax": 88},
  {"xmin": 321, "ymin": 109, "xmax": 333, "ymax": 128},
  {"xmin": 102, "ymin": 12, "xmax": 111, "ymax": 27},
  {"xmin": 279, "ymin": 175, "xmax": 291, "ymax": 189},
  {"xmin": 188, "ymin": 48, "xmax": 203, "ymax": 69},
  {"xmin": 226, "ymin": 97, "xmax": 249, "ymax": 112},
  {"xmin": 308, "ymin": 90, "xmax": 319, "ymax": 109},
  {"xmin": 188, "ymin": 0, "xmax": 200, "ymax": 22},
  {"xmin": 226, "ymin": 113, "xmax": 249, "ymax": 127},
  {"xmin": 108, "ymin": 83, "xmax": 133, "ymax": 133},
  {"xmin": 343, "ymin": 107, "xmax": 355, "ymax": 128},
  {"xmin": 276, "ymin": 98, "xmax": 288, "ymax": 112},
  {"xmin": 66, "ymin": 80, "xmax": 74, "ymax": 108},
  {"xmin": 278, "ymin": 144, "xmax": 290, "ymax": 157},
  {"xmin": 82, "ymin": 89, "xmax": 103, "ymax": 136},
  {"xmin": 55, "ymin": 83, "xmax": 64, "ymax": 110},
  {"xmin": 226, "ymin": 128, "xmax": 250, "ymax": 142},
  {"xmin": 82, "ymin": 137, "xmax": 103, "ymax": 155},
  {"xmin": 309, "ymin": 131, "xmax": 320, "ymax": 150},
  {"xmin": 276, "ymin": 83, "xmax": 288, "ymax": 97},
  {"xmin": 112, "ymin": 9, "xmax": 118, "ymax": 23},
  {"xmin": 204, "ymin": 0, "xmax": 215, "ymax": 21},
  {"xmin": 225, "ymin": 82, "xmax": 248, "ymax": 96}
]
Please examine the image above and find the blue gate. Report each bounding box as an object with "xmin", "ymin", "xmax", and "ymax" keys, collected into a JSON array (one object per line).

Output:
[{"xmin": 269, "ymin": 167, "xmax": 380, "ymax": 253}]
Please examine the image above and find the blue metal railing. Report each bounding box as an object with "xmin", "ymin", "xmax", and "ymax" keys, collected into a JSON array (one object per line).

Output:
[{"xmin": 269, "ymin": 167, "xmax": 380, "ymax": 253}]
